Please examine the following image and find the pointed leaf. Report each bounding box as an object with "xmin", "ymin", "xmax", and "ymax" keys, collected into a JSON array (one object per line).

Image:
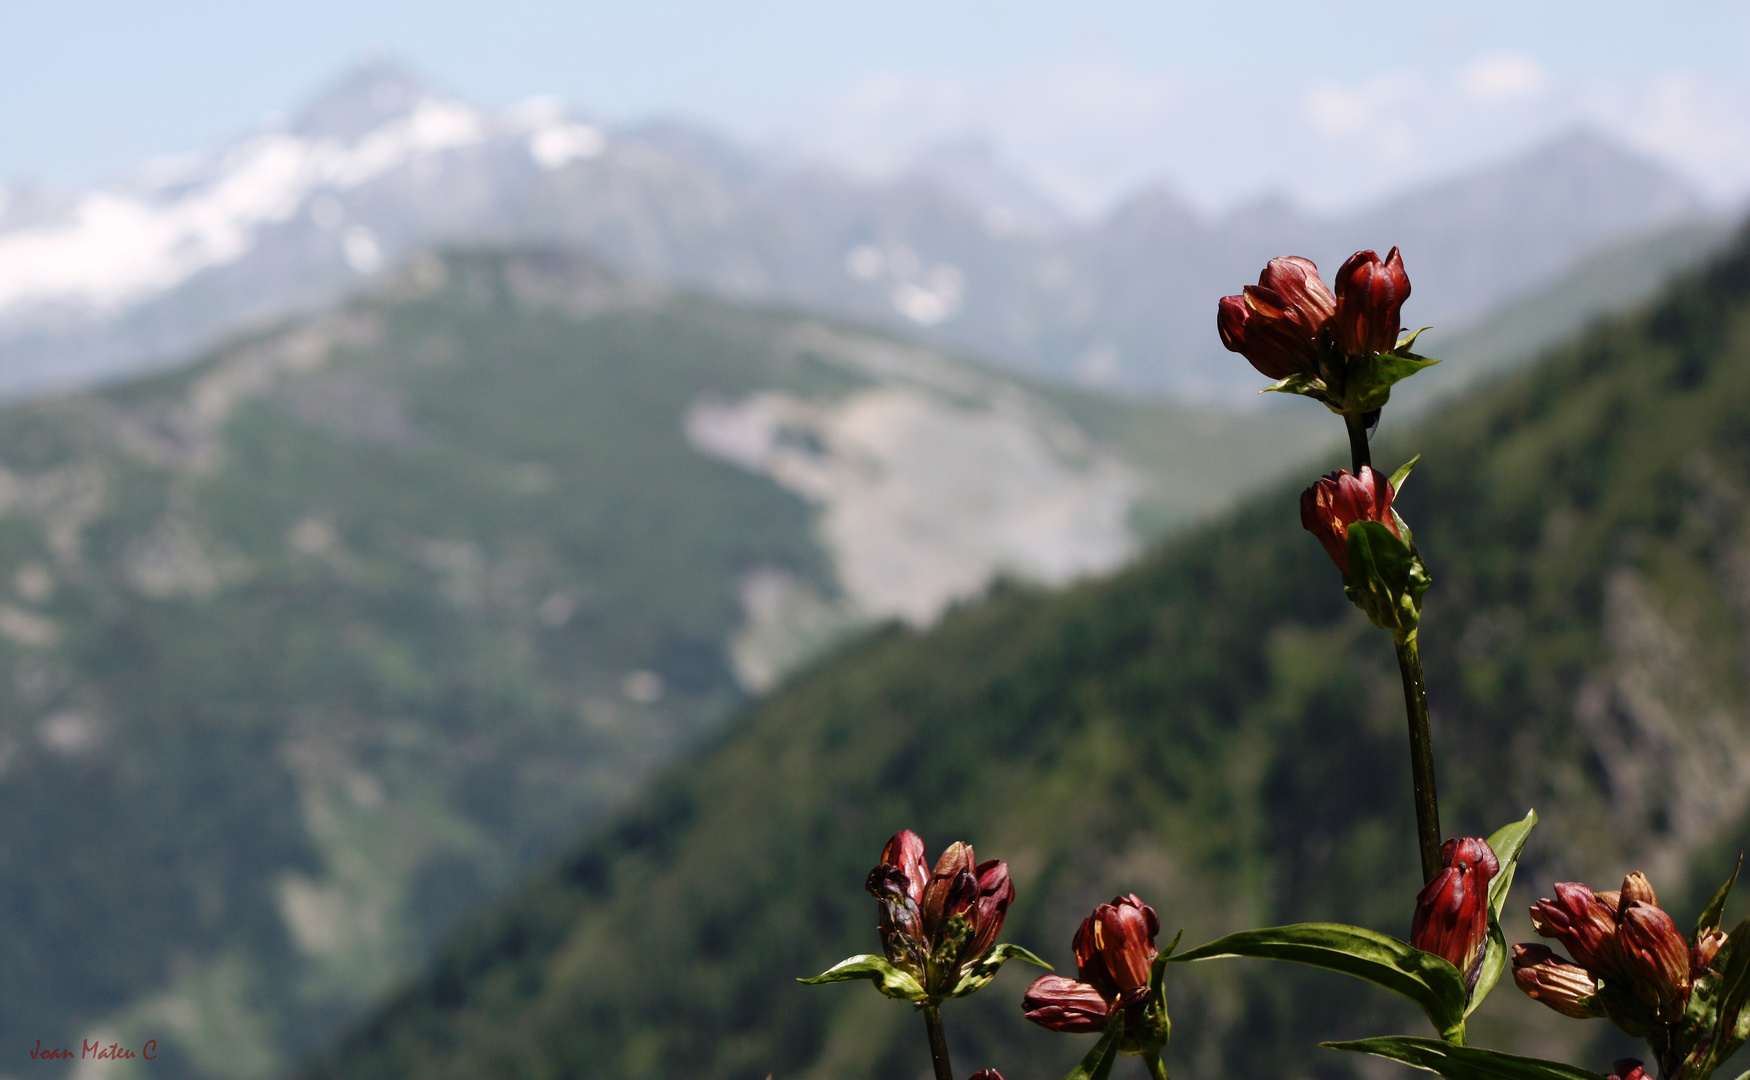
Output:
[
  {"xmin": 948, "ymin": 942, "xmax": 1053, "ymax": 998},
  {"xmin": 1260, "ymin": 372, "xmax": 1335, "ymax": 408},
  {"xmin": 1697, "ymin": 854, "xmax": 1743, "ymax": 939},
  {"xmin": 1060, "ymin": 1012, "xmax": 1125, "ymax": 1080},
  {"xmin": 1325, "ymin": 1036, "xmax": 1606, "ymax": 1080},
  {"xmin": 1389, "ymin": 454, "xmax": 1422, "ymax": 495},
  {"xmin": 1148, "ymin": 930, "xmax": 1185, "ymax": 998},
  {"xmin": 1486, "ymin": 810, "xmax": 1538, "ymax": 921},
  {"xmin": 1396, "ymin": 328, "xmax": 1433, "ymax": 353},
  {"xmin": 1346, "ymin": 350, "xmax": 1441, "ymax": 412},
  {"xmin": 798, "ymin": 954, "xmax": 927, "ymax": 1002},
  {"xmin": 1168, "ymin": 923, "xmax": 1468, "ymax": 1041}
]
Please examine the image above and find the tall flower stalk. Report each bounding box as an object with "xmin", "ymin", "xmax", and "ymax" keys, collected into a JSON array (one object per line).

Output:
[{"xmin": 1223, "ymin": 249, "xmax": 1441, "ymax": 881}]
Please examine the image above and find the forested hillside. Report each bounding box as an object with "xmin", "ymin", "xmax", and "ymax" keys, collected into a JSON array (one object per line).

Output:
[
  {"xmin": 307, "ymin": 224, "xmax": 1750, "ymax": 1080},
  {"xmin": 0, "ymin": 246, "xmax": 1326, "ymax": 1078}
]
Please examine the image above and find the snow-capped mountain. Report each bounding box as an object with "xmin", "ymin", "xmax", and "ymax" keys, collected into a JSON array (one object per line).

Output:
[{"xmin": 0, "ymin": 61, "xmax": 1716, "ymax": 402}]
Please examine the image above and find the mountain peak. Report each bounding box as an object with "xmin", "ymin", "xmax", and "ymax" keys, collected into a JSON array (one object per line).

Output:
[{"xmin": 293, "ymin": 59, "xmax": 441, "ymax": 142}]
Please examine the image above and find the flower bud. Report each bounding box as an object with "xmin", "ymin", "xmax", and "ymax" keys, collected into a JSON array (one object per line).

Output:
[
  {"xmin": 1531, "ymin": 883, "xmax": 1623, "ymax": 978},
  {"xmin": 969, "ymin": 1071, "xmax": 1005, "ymax": 1080},
  {"xmin": 1030, "ymin": 894, "xmax": 1166, "ymax": 1046},
  {"xmin": 1080, "ymin": 893, "xmax": 1160, "ymax": 1004},
  {"xmin": 1217, "ymin": 256, "xmax": 1336, "ymax": 381},
  {"xmin": 1411, "ymin": 837, "xmax": 1499, "ymax": 990},
  {"xmin": 1617, "ymin": 901, "xmax": 1691, "ymax": 1012},
  {"xmin": 1300, "ymin": 466, "xmax": 1401, "ymax": 576},
  {"xmin": 966, "ymin": 859, "xmax": 1015, "ymax": 963},
  {"xmin": 1619, "ymin": 872, "xmax": 1658, "ymax": 911},
  {"xmin": 1022, "ymin": 975, "xmax": 1112, "ymax": 1032},
  {"xmin": 1693, "ymin": 928, "xmax": 1727, "ymax": 976},
  {"xmin": 1333, "ymin": 247, "xmax": 1410, "ymax": 357},
  {"xmin": 1607, "ymin": 1060, "xmax": 1647, "ymax": 1080},
  {"xmin": 1512, "ymin": 943, "xmax": 1602, "ymax": 1019},
  {"xmin": 868, "ymin": 830, "xmax": 928, "ymax": 968}
]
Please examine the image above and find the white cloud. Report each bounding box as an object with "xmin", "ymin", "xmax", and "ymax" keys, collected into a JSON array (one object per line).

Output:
[
  {"xmin": 1614, "ymin": 70, "xmax": 1750, "ymax": 201},
  {"xmin": 1302, "ymin": 73, "xmax": 1423, "ymax": 163},
  {"xmin": 1461, "ymin": 54, "xmax": 1548, "ymax": 104}
]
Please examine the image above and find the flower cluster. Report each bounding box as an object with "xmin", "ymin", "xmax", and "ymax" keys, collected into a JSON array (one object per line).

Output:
[
  {"xmin": 1023, "ymin": 894, "xmax": 1171, "ymax": 1055},
  {"xmin": 1217, "ymin": 249, "xmax": 1417, "ymax": 415},
  {"xmin": 1514, "ymin": 872, "xmax": 1709, "ymax": 1032},
  {"xmin": 867, "ymin": 830, "xmax": 1015, "ymax": 1000}
]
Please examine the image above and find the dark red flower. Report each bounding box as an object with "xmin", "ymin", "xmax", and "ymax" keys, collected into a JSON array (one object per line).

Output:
[
  {"xmin": 1299, "ymin": 466, "xmax": 1401, "ymax": 575},
  {"xmin": 1512, "ymin": 943, "xmax": 1601, "ymax": 1019},
  {"xmin": 1530, "ymin": 883, "xmax": 1624, "ymax": 979},
  {"xmin": 866, "ymin": 832, "xmax": 1013, "ymax": 996},
  {"xmin": 1410, "ymin": 837, "xmax": 1498, "ymax": 989},
  {"xmin": 1617, "ymin": 901, "xmax": 1691, "ymax": 1012},
  {"xmin": 968, "ymin": 1071, "xmax": 1006, "ymax": 1080},
  {"xmin": 1024, "ymin": 894, "xmax": 1162, "ymax": 1034},
  {"xmin": 1333, "ymin": 248, "xmax": 1411, "ymax": 356},
  {"xmin": 1608, "ymin": 1060, "xmax": 1647, "ymax": 1080},
  {"xmin": 1217, "ymin": 256, "xmax": 1337, "ymax": 380},
  {"xmin": 1022, "ymin": 975, "xmax": 1112, "ymax": 1032}
]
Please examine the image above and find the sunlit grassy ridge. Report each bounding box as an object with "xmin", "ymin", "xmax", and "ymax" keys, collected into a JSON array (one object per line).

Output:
[{"xmin": 305, "ymin": 225, "xmax": 1750, "ymax": 1080}]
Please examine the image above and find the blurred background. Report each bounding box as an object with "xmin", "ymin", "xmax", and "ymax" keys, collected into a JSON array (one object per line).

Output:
[{"xmin": 1, "ymin": 3, "xmax": 1749, "ymax": 1078}]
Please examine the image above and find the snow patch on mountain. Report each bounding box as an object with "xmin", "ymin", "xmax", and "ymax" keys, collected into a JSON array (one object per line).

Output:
[
  {"xmin": 685, "ymin": 379, "xmax": 1139, "ymax": 627},
  {"xmin": 0, "ymin": 94, "xmax": 560, "ymax": 316}
]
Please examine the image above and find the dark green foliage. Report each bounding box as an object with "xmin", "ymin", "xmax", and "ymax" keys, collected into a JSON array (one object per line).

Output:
[{"xmin": 306, "ymin": 223, "xmax": 1750, "ymax": 1080}]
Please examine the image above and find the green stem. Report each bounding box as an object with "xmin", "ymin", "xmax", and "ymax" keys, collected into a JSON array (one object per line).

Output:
[
  {"xmin": 1145, "ymin": 1054, "xmax": 1170, "ymax": 1080},
  {"xmin": 1345, "ymin": 413, "xmax": 1373, "ymax": 475},
  {"xmin": 1395, "ymin": 631, "xmax": 1443, "ymax": 883},
  {"xmin": 923, "ymin": 1004, "xmax": 953, "ymax": 1080}
]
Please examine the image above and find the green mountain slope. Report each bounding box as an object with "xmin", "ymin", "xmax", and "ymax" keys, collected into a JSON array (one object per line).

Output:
[
  {"xmin": 0, "ymin": 248, "xmax": 1330, "ymax": 1077},
  {"xmin": 305, "ymin": 225, "xmax": 1750, "ymax": 1080}
]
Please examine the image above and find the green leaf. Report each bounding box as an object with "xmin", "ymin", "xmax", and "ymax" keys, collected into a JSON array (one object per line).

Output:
[
  {"xmin": 1148, "ymin": 930, "xmax": 1185, "ymax": 997},
  {"xmin": 1717, "ymin": 913, "xmax": 1750, "ymax": 1020},
  {"xmin": 1697, "ymin": 853, "xmax": 1743, "ymax": 939},
  {"xmin": 1396, "ymin": 327, "xmax": 1433, "ymax": 353},
  {"xmin": 1343, "ymin": 521, "xmax": 1431, "ymax": 638},
  {"xmin": 1468, "ymin": 810, "xmax": 1538, "ymax": 1016},
  {"xmin": 1346, "ymin": 350, "xmax": 1441, "ymax": 412},
  {"xmin": 1324, "ymin": 1036, "xmax": 1606, "ymax": 1080},
  {"xmin": 1389, "ymin": 454, "xmax": 1422, "ymax": 494},
  {"xmin": 1168, "ymin": 923, "xmax": 1468, "ymax": 1041},
  {"xmin": 1059, "ymin": 1011, "xmax": 1126, "ymax": 1080},
  {"xmin": 1486, "ymin": 810, "xmax": 1538, "ymax": 922},
  {"xmin": 1260, "ymin": 372, "xmax": 1334, "ymax": 408},
  {"xmin": 797, "ymin": 954, "xmax": 927, "ymax": 1002},
  {"xmin": 948, "ymin": 942, "xmax": 1053, "ymax": 998}
]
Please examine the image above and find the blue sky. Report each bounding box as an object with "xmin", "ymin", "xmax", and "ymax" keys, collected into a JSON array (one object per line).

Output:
[{"xmin": 4, "ymin": 1, "xmax": 1749, "ymax": 215}]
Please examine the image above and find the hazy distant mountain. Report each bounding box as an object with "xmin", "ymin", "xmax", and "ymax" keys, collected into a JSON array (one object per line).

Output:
[{"xmin": 0, "ymin": 61, "xmax": 1713, "ymax": 402}]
